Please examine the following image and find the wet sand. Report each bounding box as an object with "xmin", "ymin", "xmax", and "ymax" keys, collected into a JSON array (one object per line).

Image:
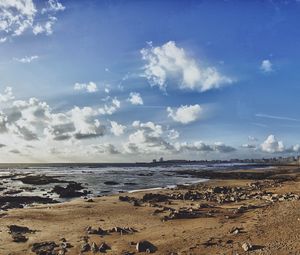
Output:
[{"xmin": 0, "ymin": 165, "xmax": 300, "ymax": 254}]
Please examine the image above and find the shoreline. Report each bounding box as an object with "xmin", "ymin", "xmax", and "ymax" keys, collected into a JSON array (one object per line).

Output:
[{"xmin": 0, "ymin": 165, "xmax": 300, "ymax": 254}]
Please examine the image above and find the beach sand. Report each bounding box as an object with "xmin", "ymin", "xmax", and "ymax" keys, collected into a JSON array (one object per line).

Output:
[{"xmin": 0, "ymin": 166, "xmax": 300, "ymax": 254}]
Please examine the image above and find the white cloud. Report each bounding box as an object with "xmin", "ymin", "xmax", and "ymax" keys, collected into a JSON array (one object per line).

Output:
[
  {"xmin": 177, "ymin": 141, "xmax": 236, "ymax": 153},
  {"xmin": 93, "ymin": 144, "xmax": 120, "ymax": 155},
  {"xmin": 0, "ymin": 37, "xmax": 7, "ymax": 43},
  {"xmin": 168, "ymin": 129, "xmax": 179, "ymax": 140},
  {"xmin": 74, "ymin": 82, "xmax": 98, "ymax": 93},
  {"xmin": 124, "ymin": 121, "xmax": 174, "ymax": 154},
  {"xmin": 167, "ymin": 104, "xmax": 202, "ymax": 124},
  {"xmin": 261, "ymin": 135, "xmax": 284, "ymax": 153},
  {"xmin": 41, "ymin": 0, "xmax": 65, "ymax": 13},
  {"xmin": 141, "ymin": 41, "xmax": 233, "ymax": 92},
  {"xmin": 248, "ymin": 136, "xmax": 258, "ymax": 141},
  {"xmin": 241, "ymin": 143, "xmax": 256, "ymax": 149},
  {"xmin": 98, "ymin": 97, "xmax": 121, "ymax": 115},
  {"xmin": 14, "ymin": 55, "xmax": 38, "ymax": 63},
  {"xmin": 128, "ymin": 92, "xmax": 143, "ymax": 105},
  {"xmin": 0, "ymin": 86, "xmax": 14, "ymax": 102},
  {"xmin": 110, "ymin": 121, "xmax": 126, "ymax": 136},
  {"xmin": 260, "ymin": 59, "xmax": 273, "ymax": 73},
  {"xmin": 0, "ymin": 0, "xmax": 65, "ymax": 39},
  {"xmin": 33, "ymin": 16, "xmax": 57, "ymax": 35}
]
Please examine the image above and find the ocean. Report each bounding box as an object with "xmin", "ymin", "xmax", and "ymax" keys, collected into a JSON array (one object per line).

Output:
[{"xmin": 0, "ymin": 162, "xmax": 269, "ymax": 201}]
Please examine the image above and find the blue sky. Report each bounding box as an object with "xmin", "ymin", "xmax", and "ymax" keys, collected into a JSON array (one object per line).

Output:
[{"xmin": 1, "ymin": 0, "xmax": 300, "ymax": 162}]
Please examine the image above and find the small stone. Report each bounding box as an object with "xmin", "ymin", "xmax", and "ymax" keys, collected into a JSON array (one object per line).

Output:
[
  {"xmin": 99, "ymin": 242, "xmax": 110, "ymax": 253},
  {"xmin": 136, "ymin": 240, "xmax": 156, "ymax": 253},
  {"xmin": 242, "ymin": 242, "xmax": 252, "ymax": 251},
  {"xmin": 81, "ymin": 242, "xmax": 91, "ymax": 252},
  {"xmin": 91, "ymin": 242, "xmax": 98, "ymax": 252}
]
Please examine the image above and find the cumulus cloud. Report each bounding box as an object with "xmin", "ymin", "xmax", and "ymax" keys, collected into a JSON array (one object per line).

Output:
[
  {"xmin": 124, "ymin": 121, "xmax": 175, "ymax": 154},
  {"xmin": 260, "ymin": 59, "xmax": 273, "ymax": 73},
  {"xmin": 92, "ymin": 144, "xmax": 120, "ymax": 155},
  {"xmin": 177, "ymin": 141, "xmax": 236, "ymax": 153},
  {"xmin": 261, "ymin": 135, "xmax": 284, "ymax": 153},
  {"xmin": 32, "ymin": 16, "xmax": 57, "ymax": 35},
  {"xmin": 128, "ymin": 92, "xmax": 143, "ymax": 105},
  {"xmin": 98, "ymin": 97, "xmax": 120, "ymax": 115},
  {"xmin": 248, "ymin": 136, "xmax": 258, "ymax": 142},
  {"xmin": 141, "ymin": 41, "xmax": 233, "ymax": 92},
  {"xmin": 0, "ymin": 37, "xmax": 7, "ymax": 43},
  {"xmin": 68, "ymin": 107, "xmax": 105, "ymax": 140},
  {"xmin": 0, "ymin": 87, "xmax": 14, "ymax": 102},
  {"xmin": 241, "ymin": 143, "xmax": 257, "ymax": 149},
  {"xmin": 14, "ymin": 55, "xmax": 38, "ymax": 63},
  {"xmin": 41, "ymin": 0, "xmax": 65, "ymax": 13},
  {"xmin": 110, "ymin": 121, "xmax": 126, "ymax": 136},
  {"xmin": 167, "ymin": 104, "xmax": 202, "ymax": 124},
  {"xmin": 0, "ymin": 87, "xmax": 106, "ymax": 142},
  {"xmin": 74, "ymin": 82, "xmax": 98, "ymax": 93},
  {"xmin": 0, "ymin": 0, "xmax": 65, "ymax": 39},
  {"xmin": 168, "ymin": 129, "xmax": 179, "ymax": 140}
]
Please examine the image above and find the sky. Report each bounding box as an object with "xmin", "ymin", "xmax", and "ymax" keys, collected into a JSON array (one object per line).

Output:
[{"xmin": 1, "ymin": 0, "xmax": 300, "ymax": 163}]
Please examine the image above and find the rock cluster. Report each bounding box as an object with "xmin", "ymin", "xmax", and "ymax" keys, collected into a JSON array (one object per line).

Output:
[
  {"xmin": 8, "ymin": 225, "xmax": 35, "ymax": 243},
  {"xmin": 52, "ymin": 182, "xmax": 89, "ymax": 198},
  {"xmin": 80, "ymin": 239, "xmax": 110, "ymax": 253},
  {"xmin": 86, "ymin": 225, "xmax": 137, "ymax": 236}
]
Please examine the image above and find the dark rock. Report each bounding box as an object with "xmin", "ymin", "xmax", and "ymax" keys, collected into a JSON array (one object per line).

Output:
[
  {"xmin": 52, "ymin": 182, "xmax": 88, "ymax": 198},
  {"xmin": 81, "ymin": 242, "xmax": 91, "ymax": 252},
  {"xmin": 99, "ymin": 242, "xmax": 111, "ymax": 252},
  {"xmin": 104, "ymin": 181, "xmax": 119, "ymax": 185},
  {"xmin": 86, "ymin": 226, "xmax": 108, "ymax": 235},
  {"xmin": 8, "ymin": 225, "xmax": 33, "ymax": 234},
  {"xmin": 11, "ymin": 233, "xmax": 28, "ymax": 242},
  {"xmin": 136, "ymin": 240, "xmax": 156, "ymax": 253},
  {"xmin": 0, "ymin": 196, "xmax": 58, "ymax": 211},
  {"xmin": 31, "ymin": 241, "xmax": 59, "ymax": 255},
  {"xmin": 17, "ymin": 175, "xmax": 68, "ymax": 185},
  {"xmin": 142, "ymin": 193, "xmax": 169, "ymax": 203}
]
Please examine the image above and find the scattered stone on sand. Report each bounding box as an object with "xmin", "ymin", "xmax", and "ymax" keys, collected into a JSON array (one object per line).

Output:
[
  {"xmin": 8, "ymin": 225, "xmax": 35, "ymax": 243},
  {"xmin": 229, "ymin": 227, "xmax": 243, "ymax": 235},
  {"xmin": 166, "ymin": 208, "xmax": 212, "ymax": 220},
  {"xmin": 81, "ymin": 242, "xmax": 91, "ymax": 252},
  {"xmin": 86, "ymin": 226, "xmax": 108, "ymax": 235},
  {"xmin": 136, "ymin": 240, "xmax": 156, "ymax": 253},
  {"xmin": 31, "ymin": 241, "xmax": 59, "ymax": 255},
  {"xmin": 91, "ymin": 242, "xmax": 98, "ymax": 252},
  {"xmin": 242, "ymin": 242, "xmax": 253, "ymax": 251},
  {"xmin": 99, "ymin": 242, "xmax": 111, "ymax": 252},
  {"xmin": 0, "ymin": 196, "xmax": 58, "ymax": 211},
  {"xmin": 119, "ymin": 196, "xmax": 141, "ymax": 206},
  {"xmin": 142, "ymin": 193, "xmax": 169, "ymax": 203},
  {"xmin": 110, "ymin": 226, "xmax": 137, "ymax": 235}
]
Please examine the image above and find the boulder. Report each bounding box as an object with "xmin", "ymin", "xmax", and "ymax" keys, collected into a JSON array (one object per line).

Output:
[{"xmin": 136, "ymin": 240, "xmax": 156, "ymax": 253}]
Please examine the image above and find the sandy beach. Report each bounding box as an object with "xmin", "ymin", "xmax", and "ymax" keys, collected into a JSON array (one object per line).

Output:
[{"xmin": 0, "ymin": 165, "xmax": 300, "ymax": 255}]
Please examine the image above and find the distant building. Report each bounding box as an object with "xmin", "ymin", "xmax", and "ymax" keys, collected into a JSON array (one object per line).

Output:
[{"xmin": 159, "ymin": 157, "xmax": 164, "ymax": 162}]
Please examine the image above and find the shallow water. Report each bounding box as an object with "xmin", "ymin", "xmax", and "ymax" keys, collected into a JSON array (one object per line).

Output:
[{"xmin": 0, "ymin": 163, "xmax": 267, "ymax": 200}]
